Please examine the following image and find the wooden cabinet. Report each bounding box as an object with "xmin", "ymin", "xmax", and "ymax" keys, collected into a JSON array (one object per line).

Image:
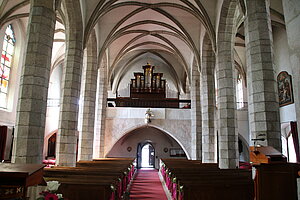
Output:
[
  {"xmin": 250, "ymin": 146, "xmax": 299, "ymax": 200},
  {"xmin": 250, "ymin": 146, "xmax": 287, "ymax": 165},
  {"xmin": 0, "ymin": 163, "xmax": 45, "ymax": 199},
  {"xmin": 254, "ymin": 163, "xmax": 299, "ymax": 200}
]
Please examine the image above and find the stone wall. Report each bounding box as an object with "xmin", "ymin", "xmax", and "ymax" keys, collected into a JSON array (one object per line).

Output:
[{"xmin": 104, "ymin": 108, "xmax": 191, "ymax": 158}]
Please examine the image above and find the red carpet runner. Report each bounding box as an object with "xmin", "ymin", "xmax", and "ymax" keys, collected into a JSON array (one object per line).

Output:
[{"xmin": 129, "ymin": 169, "xmax": 168, "ymax": 200}]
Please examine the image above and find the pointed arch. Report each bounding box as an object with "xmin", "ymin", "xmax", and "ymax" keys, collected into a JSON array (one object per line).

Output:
[{"xmin": 106, "ymin": 124, "xmax": 191, "ymax": 159}]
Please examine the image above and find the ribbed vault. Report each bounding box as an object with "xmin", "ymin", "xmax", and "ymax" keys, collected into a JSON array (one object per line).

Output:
[{"xmin": 0, "ymin": 0, "xmax": 286, "ymax": 96}]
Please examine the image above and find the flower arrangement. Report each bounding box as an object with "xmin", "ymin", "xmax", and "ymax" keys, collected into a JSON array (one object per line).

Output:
[{"xmin": 37, "ymin": 181, "xmax": 64, "ymax": 200}]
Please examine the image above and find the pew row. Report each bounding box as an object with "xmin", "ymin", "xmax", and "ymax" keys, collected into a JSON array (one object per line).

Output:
[
  {"xmin": 253, "ymin": 163, "xmax": 300, "ymax": 200},
  {"xmin": 43, "ymin": 158, "xmax": 135, "ymax": 200},
  {"xmin": 160, "ymin": 159, "xmax": 254, "ymax": 200}
]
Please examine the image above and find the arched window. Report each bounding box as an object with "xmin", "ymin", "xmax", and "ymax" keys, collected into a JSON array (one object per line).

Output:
[
  {"xmin": 0, "ymin": 25, "xmax": 15, "ymax": 109},
  {"xmin": 236, "ymin": 73, "xmax": 244, "ymax": 109}
]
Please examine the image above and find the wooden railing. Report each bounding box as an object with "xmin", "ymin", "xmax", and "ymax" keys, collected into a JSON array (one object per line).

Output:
[{"xmin": 107, "ymin": 98, "xmax": 191, "ymax": 109}]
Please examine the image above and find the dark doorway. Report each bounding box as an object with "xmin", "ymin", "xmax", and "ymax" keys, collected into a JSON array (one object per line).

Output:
[
  {"xmin": 0, "ymin": 126, "xmax": 7, "ymax": 161},
  {"xmin": 47, "ymin": 132, "xmax": 56, "ymax": 158},
  {"xmin": 136, "ymin": 142, "xmax": 155, "ymax": 168}
]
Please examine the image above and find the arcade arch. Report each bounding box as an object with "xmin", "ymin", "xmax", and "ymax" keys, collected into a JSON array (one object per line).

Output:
[{"xmin": 106, "ymin": 126, "xmax": 187, "ymax": 168}]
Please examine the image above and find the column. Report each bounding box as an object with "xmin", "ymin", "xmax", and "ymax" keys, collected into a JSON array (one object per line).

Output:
[
  {"xmin": 78, "ymin": 31, "xmax": 97, "ymax": 160},
  {"xmin": 245, "ymin": 0, "xmax": 281, "ymax": 150},
  {"xmin": 190, "ymin": 62, "xmax": 202, "ymax": 160},
  {"xmin": 56, "ymin": 23, "xmax": 83, "ymax": 166},
  {"xmin": 94, "ymin": 63, "xmax": 108, "ymax": 158},
  {"xmin": 201, "ymin": 38, "xmax": 216, "ymax": 163},
  {"xmin": 12, "ymin": 0, "xmax": 55, "ymax": 163},
  {"xmin": 216, "ymin": 0, "xmax": 239, "ymax": 169}
]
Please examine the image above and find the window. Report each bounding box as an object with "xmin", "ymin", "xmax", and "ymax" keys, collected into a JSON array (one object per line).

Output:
[
  {"xmin": 236, "ymin": 73, "xmax": 244, "ymax": 109},
  {"xmin": 0, "ymin": 25, "xmax": 15, "ymax": 109}
]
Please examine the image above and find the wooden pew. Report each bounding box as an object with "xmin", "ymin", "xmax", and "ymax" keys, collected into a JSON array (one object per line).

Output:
[
  {"xmin": 44, "ymin": 167, "xmax": 118, "ymax": 200},
  {"xmin": 43, "ymin": 158, "xmax": 135, "ymax": 200},
  {"xmin": 173, "ymin": 170, "xmax": 253, "ymax": 200},
  {"xmin": 160, "ymin": 159, "xmax": 254, "ymax": 200},
  {"xmin": 250, "ymin": 146, "xmax": 300, "ymax": 200},
  {"xmin": 253, "ymin": 163, "xmax": 299, "ymax": 200},
  {"xmin": 77, "ymin": 159, "xmax": 135, "ymax": 197},
  {"xmin": 93, "ymin": 158, "xmax": 135, "ymax": 161}
]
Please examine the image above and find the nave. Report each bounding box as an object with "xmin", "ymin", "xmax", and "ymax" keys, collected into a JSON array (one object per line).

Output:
[
  {"xmin": 129, "ymin": 169, "xmax": 168, "ymax": 200},
  {"xmin": 0, "ymin": 155, "xmax": 299, "ymax": 200},
  {"xmin": 1, "ymin": 0, "xmax": 300, "ymax": 199}
]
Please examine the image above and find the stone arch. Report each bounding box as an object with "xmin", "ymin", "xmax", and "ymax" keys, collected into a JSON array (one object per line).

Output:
[
  {"xmin": 100, "ymin": 20, "xmax": 199, "ymax": 75},
  {"xmin": 84, "ymin": 1, "xmax": 215, "ymax": 51},
  {"xmin": 234, "ymin": 61, "xmax": 246, "ymax": 87},
  {"xmin": 62, "ymin": 0, "xmax": 83, "ymax": 42},
  {"xmin": 0, "ymin": 1, "xmax": 30, "ymax": 28},
  {"xmin": 238, "ymin": 133, "xmax": 250, "ymax": 162},
  {"xmin": 51, "ymin": 55, "xmax": 64, "ymax": 74},
  {"xmin": 106, "ymin": 124, "xmax": 191, "ymax": 159},
  {"xmin": 83, "ymin": 1, "xmax": 216, "ymax": 87},
  {"xmin": 109, "ymin": 40, "xmax": 189, "ymax": 78},
  {"xmin": 107, "ymin": 32, "xmax": 190, "ymax": 78}
]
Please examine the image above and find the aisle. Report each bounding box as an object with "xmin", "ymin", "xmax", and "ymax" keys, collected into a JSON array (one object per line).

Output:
[{"xmin": 129, "ymin": 168, "xmax": 168, "ymax": 200}]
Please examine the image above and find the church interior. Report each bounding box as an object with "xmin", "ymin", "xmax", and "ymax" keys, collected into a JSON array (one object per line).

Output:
[{"xmin": 0, "ymin": 0, "xmax": 300, "ymax": 199}]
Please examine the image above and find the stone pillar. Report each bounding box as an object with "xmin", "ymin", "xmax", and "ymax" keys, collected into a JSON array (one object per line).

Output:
[
  {"xmin": 201, "ymin": 38, "xmax": 216, "ymax": 163},
  {"xmin": 216, "ymin": 0, "xmax": 239, "ymax": 169},
  {"xmin": 245, "ymin": 0, "xmax": 281, "ymax": 150},
  {"xmin": 217, "ymin": 33, "xmax": 238, "ymax": 168},
  {"xmin": 94, "ymin": 63, "xmax": 108, "ymax": 158},
  {"xmin": 56, "ymin": 23, "xmax": 83, "ymax": 167},
  {"xmin": 216, "ymin": 59, "xmax": 237, "ymax": 168},
  {"xmin": 78, "ymin": 31, "xmax": 97, "ymax": 161},
  {"xmin": 12, "ymin": 0, "xmax": 55, "ymax": 163},
  {"xmin": 282, "ymin": 0, "xmax": 300, "ymax": 151},
  {"xmin": 190, "ymin": 62, "xmax": 202, "ymax": 160}
]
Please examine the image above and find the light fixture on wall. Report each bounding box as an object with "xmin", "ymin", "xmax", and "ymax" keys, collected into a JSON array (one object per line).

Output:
[
  {"xmin": 163, "ymin": 148, "xmax": 168, "ymax": 153},
  {"xmin": 145, "ymin": 108, "xmax": 154, "ymax": 124},
  {"xmin": 251, "ymin": 133, "xmax": 266, "ymax": 155}
]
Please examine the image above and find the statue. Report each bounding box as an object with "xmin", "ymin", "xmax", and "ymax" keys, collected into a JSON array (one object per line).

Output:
[{"xmin": 145, "ymin": 108, "xmax": 153, "ymax": 124}]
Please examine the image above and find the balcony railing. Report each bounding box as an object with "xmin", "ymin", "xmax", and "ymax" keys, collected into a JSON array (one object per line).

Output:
[
  {"xmin": 47, "ymin": 98, "xmax": 60, "ymax": 107},
  {"xmin": 107, "ymin": 98, "xmax": 191, "ymax": 109}
]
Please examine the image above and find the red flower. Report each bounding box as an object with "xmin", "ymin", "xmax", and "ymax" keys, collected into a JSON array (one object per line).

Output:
[{"xmin": 45, "ymin": 193, "xmax": 58, "ymax": 200}]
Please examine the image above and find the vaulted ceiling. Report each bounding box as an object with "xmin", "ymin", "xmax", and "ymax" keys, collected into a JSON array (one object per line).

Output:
[
  {"xmin": 0, "ymin": 0, "xmax": 286, "ymax": 95},
  {"xmin": 81, "ymin": 0, "xmax": 217, "ymax": 93}
]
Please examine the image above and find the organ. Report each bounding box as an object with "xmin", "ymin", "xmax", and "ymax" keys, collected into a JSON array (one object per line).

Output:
[
  {"xmin": 130, "ymin": 63, "xmax": 166, "ymax": 98},
  {"xmin": 115, "ymin": 63, "xmax": 182, "ymax": 108}
]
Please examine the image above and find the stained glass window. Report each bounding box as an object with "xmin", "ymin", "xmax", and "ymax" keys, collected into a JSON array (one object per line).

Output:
[{"xmin": 0, "ymin": 24, "xmax": 15, "ymax": 109}]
